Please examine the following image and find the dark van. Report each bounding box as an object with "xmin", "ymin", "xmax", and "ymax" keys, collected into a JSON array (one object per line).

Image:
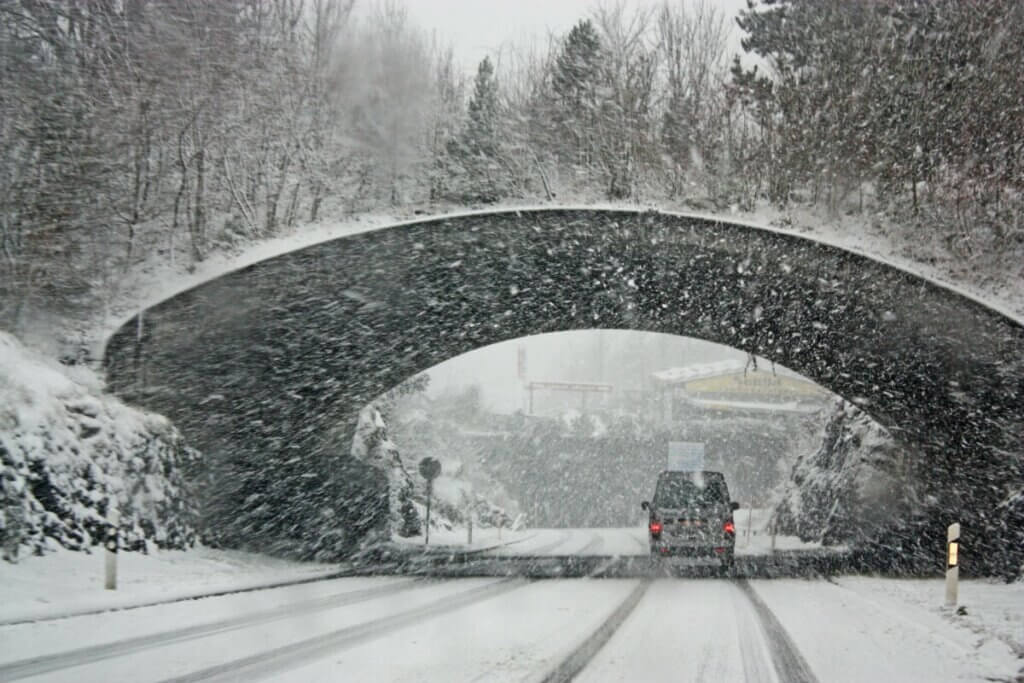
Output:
[{"xmin": 641, "ymin": 470, "xmax": 739, "ymax": 571}]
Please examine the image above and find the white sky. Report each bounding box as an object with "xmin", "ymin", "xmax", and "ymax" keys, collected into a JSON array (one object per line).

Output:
[
  {"xmin": 427, "ymin": 331, "xmax": 746, "ymax": 414},
  {"xmin": 394, "ymin": 0, "xmax": 752, "ymax": 74}
]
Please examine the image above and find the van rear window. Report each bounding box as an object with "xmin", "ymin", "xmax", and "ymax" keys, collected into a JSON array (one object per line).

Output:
[{"xmin": 654, "ymin": 477, "xmax": 728, "ymax": 508}]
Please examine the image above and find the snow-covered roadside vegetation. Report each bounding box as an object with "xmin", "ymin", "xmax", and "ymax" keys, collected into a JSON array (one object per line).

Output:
[
  {"xmin": 0, "ymin": 333, "xmax": 199, "ymax": 561},
  {"xmin": 348, "ymin": 384, "xmax": 517, "ymax": 545},
  {"xmin": 773, "ymin": 400, "xmax": 910, "ymax": 548},
  {"xmin": 2, "ymin": 1, "xmax": 1021, "ymax": 356}
]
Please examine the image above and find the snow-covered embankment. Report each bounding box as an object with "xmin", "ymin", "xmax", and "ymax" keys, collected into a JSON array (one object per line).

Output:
[{"xmin": 0, "ymin": 332, "xmax": 199, "ymax": 561}]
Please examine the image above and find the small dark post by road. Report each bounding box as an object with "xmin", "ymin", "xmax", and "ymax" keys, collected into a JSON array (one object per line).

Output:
[{"xmin": 418, "ymin": 457, "xmax": 441, "ymax": 546}]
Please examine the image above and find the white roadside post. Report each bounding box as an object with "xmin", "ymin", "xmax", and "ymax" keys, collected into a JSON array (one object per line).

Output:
[
  {"xmin": 104, "ymin": 504, "xmax": 119, "ymax": 590},
  {"xmin": 946, "ymin": 522, "xmax": 960, "ymax": 608}
]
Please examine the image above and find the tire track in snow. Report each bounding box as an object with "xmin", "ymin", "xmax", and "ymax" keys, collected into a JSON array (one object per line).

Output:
[
  {"xmin": 0, "ymin": 578, "xmax": 424, "ymax": 681},
  {"xmin": 487, "ymin": 530, "xmax": 573, "ymax": 556},
  {"xmin": 158, "ymin": 577, "xmax": 529, "ymax": 683},
  {"xmin": 575, "ymin": 532, "xmax": 605, "ymax": 556},
  {"xmin": 729, "ymin": 582, "xmax": 781, "ymax": 683},
  {"xmin": 537, "ymin": 579, "xmax": 651, "ymax": 683},
  {"xmin": 736, "ymin": 579, "xmax": 819, "ymax": 683},
  {"xmin": 0, "ymin": 567, "xmax": 377, "ymax": 627},
  {"xmin": 522, "ymin": 530, "xmax": 575, "ymax": 555}
]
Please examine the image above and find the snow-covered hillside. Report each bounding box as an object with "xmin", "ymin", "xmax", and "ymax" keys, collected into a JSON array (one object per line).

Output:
[{"xmin": 0, "ymin": 333, "xmax": 199, "ymax": 561}]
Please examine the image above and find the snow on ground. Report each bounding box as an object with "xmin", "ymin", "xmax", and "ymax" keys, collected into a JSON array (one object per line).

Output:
[
  {"xmin": 275, "ymin": 579, "xmax": 639, "ymax": 683},
  {"xmin": 392, "ymin": 525, "xmax": 538, "ymax": 553},
  {"xmin": 833, "ymin": 576, "xmax": 1024, "ymax": 661},
  {"xmin": 0, "ymin": 545, "xmax": 342, "ymax": 623},
  {"xmin": 3, "ymin": 578, "xmax": 502, "ymax": 683},
  {"xmin": 1, "ymin": 559, "xmax": 1020, "ymax": 682},
  {"xmin": 0, "ymin": 574, "xmax": 411, "ymax": 668},
  {"xmin": 750, "ymin": 577, "xmax": 1023, "ymax": 682},
  {"xmin": 577, "ymin": 580, "xmax": 779, "ymax": 682},
  {"xmin": 0, "ymin": 520, "xmax": 825, "ymax": 625},
  {"xmin": 395, "ymin": 521, "xmax": 831, "ymax": 558}
]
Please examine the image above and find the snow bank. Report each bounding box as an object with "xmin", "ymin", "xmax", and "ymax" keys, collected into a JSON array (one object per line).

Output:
[
  {"xmin": 0, "ymin": 332, "xmax": 199, "ymax": 561},
  {"xmin": 750, "ymin": 577, "xmax": 1023, "ymax": 682},
  {"xmin": 833, "ymin": 576, "xmax": 1024, "ymax": 663},
  {"xmin": 0, "ymin": 544, "xmax": 340, "ymax": 624}
]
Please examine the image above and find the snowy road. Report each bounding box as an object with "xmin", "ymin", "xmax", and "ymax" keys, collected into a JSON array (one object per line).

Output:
[
  {"xmin": 2, "ymin": 570, "xmax": 1019, "ymax": 682},
  {"xmin": 482, "ymin": 528, "xmax": 645, "ymax": 557},
  {"xmin": 414, "ymin": 521, "xmax": 816, "ymax": 560}
]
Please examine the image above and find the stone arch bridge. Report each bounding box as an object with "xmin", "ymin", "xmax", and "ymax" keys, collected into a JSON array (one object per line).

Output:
[{"xmin": 104, "ymin": 209, "xmax": 1023, "ymax": 570}]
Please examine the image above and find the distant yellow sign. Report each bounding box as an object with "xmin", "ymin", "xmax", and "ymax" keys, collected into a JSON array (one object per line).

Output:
[{"xmin": 685, "ymin": 373, "xmax": 825, "ymax": 399}]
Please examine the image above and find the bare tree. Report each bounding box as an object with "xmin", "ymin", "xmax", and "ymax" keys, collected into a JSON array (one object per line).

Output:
[
  {"xmin": 590, "ymin": 1, "xmax": 658, "ymax": 200},
  {"xmin": 656, "ymin": 0, "xmax": 731, "ymax": 200}
]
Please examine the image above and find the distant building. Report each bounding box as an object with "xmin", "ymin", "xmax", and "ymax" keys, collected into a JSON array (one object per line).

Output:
[{"xmin": 652, "ymin": 359, "xmax": 829, "ymax": 423}]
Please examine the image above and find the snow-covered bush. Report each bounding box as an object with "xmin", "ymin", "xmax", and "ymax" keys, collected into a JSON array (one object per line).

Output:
[
  {"xmin": 0, "ymin": 332, "xmax": 199, "ymax": 561},
  {"xmin": 351, "ymin": 404, "xmax": 421, "ymax": 539}
]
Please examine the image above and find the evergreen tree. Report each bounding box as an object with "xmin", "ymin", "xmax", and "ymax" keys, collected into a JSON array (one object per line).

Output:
[
  {"xmin": 397, "ymin": 485, "xmax": 421, "ymax": 537},
  {"xmin": 446, "ymin": 57, "xmax": 511, "ymax": 202},
  {"xmin": 466, "ymin": 57, "xmax": 500, "ymax": 159},
  {"xmin": 548, "ymin": 20, "xmax": 604, "ymax": 168}
]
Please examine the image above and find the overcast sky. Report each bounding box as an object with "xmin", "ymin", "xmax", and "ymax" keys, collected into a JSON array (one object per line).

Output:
[
  {"xmin": 427, "ymin": 331, "xmax": 746, "ymax": 414},
  {"xmin": 397, "ymin": 0, "xmax": 752, "ymax": 74}
]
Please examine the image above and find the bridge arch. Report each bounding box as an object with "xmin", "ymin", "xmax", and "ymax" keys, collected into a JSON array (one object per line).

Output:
[{"xmin": 104, "ymin": 209, "xmax": 1023, "ymax": 566}]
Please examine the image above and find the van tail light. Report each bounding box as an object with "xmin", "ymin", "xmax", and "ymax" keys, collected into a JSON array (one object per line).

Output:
[
  {"xmin": 723, "ymin": 520, "xmax": 735, "ymax": 535},
  {"xmin": 649, "ymin": 521, "xmax": 663, "ymax": 535}
]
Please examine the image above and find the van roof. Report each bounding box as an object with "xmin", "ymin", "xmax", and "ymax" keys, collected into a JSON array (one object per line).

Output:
[{"xmin": 658, "ymin": 470, "xmax": 725, "ymax": 478}]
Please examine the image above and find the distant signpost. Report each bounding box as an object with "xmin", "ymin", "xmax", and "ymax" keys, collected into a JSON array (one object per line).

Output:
[{"xmin": 418, "ymin": 457, "xmax": 441, "ymax": 546}]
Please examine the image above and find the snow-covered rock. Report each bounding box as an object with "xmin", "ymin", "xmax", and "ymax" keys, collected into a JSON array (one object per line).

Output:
[
  {"xmin": 351, "ymin": 405, "xmax": 420, "ymax": 538},
  {"xmin": 772, "ymin": 399, "xmax": 910, "ymax": 546},
  {"xmin": 0, "ymin": 332, "xmax": 199, "ymax": 561}
]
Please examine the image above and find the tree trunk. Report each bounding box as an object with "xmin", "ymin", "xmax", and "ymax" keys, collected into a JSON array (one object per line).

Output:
[
  {"xmin": 309, "ymin": 182, "xmax": 323, "ymax": 222},
  {"xmin": 284, "ymin": 181, "xmax": 301, "ymax": 228},
  {"xmin": 265, "ymin": 151, "xmax": 292, "ymax": 235},
  {"xmin": 191, "ymin": 146, "xmax": 206, "ymax": 261}
]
